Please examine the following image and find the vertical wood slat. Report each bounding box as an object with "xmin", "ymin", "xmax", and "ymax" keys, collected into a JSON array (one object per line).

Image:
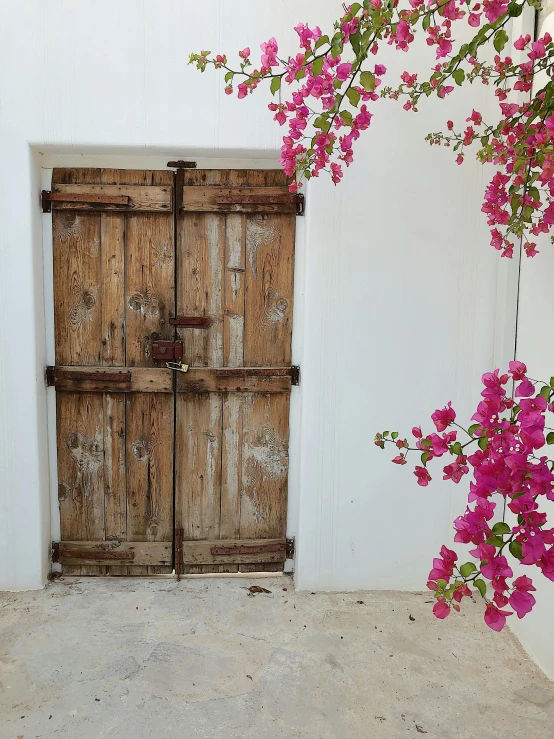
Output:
[
  {"xmin": 53, "ymin": 169, "xmax": 102, "ymax": 368},
  {"xmin": 177, "ymin": 213, "xmax": 225, "ymax": 367},
  {"xmin": 244, "ymin": 213, "xmax": 295, "ymax": 367},
  {"xmin": 125, "ymin": 170, "xmax": 175, "ymax": 368},
  {"xmin": 224, "ymin": 214, "xmax": 245, "ymax": 368},
  {"xmin": 100, "ymin": 170, "xmax": 127, "ymax": 367},
  {"xmin": 56, "ymin": 392, "xmax": 106, "ymax": 576},
  {"xmin": 176, "ymin": 394, "xmax": 226, "ymax": 574}
]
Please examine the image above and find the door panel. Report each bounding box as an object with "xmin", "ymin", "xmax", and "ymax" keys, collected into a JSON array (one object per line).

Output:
[
  {"xmin": 51, "ymin": 167, "xmax": 296, "ymax": 577},
  {"xmin": 174, "ymin": 170, "xmax": 295, "ymax": 573},
  {"xmin": 52, "ymin": 169, "xmax": 175, "ymax": 575}
]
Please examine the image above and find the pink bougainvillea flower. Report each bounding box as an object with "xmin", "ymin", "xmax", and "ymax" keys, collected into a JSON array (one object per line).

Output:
[
  {"xmin": 484, "ymin": 603, "xmax": 512, "ymax": 631},
  {"xmin": 414, "ymin": 466, "xmax": 432, "ymax": 486},
  {"xmin": 515, "ymin": 378, "xmax": 535, "ymax": 398},
  {"xmin": 431, "ymin": 402, "xmax": 456, "ymax": 432},
  {"xmin": 433, "ymin": 599, "xmax": 450, "ymax": 619},
  {"xmin": 508, "ymin": 360, "xmax": 527, "ymax": 380}
]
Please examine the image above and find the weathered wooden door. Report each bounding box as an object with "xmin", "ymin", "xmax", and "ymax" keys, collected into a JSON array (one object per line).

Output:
[{"xmin": 49, "ymin": 168, "xmax": 297, "ymax": 576}]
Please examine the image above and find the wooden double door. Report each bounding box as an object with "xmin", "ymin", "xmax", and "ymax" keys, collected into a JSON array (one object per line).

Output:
[{"xmin": 49, "ymin": 168, "xmax": 297, "ymax": 575}]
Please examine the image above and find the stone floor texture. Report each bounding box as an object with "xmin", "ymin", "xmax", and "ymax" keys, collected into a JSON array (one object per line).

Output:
[{"xmin": 1, "ymin": 576, "xmax": 553, "ymax": 738}]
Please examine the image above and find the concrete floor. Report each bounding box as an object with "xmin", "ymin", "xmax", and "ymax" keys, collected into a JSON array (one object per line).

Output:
[{"xmin": 1, "ymin": 578, "xmax": 553, "ymax": 739}]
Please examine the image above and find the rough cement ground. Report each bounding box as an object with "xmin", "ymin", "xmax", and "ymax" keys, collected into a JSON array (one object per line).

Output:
[{"xmin": 1, "ymin": 577, "xmax": 553, "ymax": 739}]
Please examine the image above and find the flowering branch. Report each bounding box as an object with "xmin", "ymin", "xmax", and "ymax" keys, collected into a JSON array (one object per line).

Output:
[
  {"xmin": 375, "ymin": 361, "xmax": 554, "ymax": 630},
  {"xmin": 190, "ymin": 0, "xmax": 554, "ymax": 258}
]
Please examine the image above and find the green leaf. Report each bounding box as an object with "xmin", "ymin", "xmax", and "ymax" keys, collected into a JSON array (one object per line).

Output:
[
  {"xmin": 452, "ymin": 69, "xmax": 465, "ymax": 86},
  {"xmin": 422, "ymin": 14, "xmax": 431, "ymax": 30},
  {"xmin": 341, "ymin": 110, "xmax": 353, "ymax": 126},
  {"xmin": 451, "ymin": 442, "xmax": 463, "ymax": 455},
  {"xmin": 547, "ymin": 432, "xmax": 554, "ymax": 445},
  {"xmin": 437, "ymin": 578, "xmax": 447, "ymax": 590},
  {"xmin": 224, "ymin": 71, "xmax": 234, "ymax": 83},
  {"xmin": 270, "ymin": 76, "xmax": 281, "ymax": 95},
  {"xmin": 487, "ymin": 535, "xmax": 504, "ymax": 547},
  {"xmin": 360, "ymin": 71, "xmax": 376, "ymax": 92},
  {"xmin": 420, "ymin": 439, "xmax": 432, "ymax": 448},
  {"xmin": 314, "ymin": 35, "xmax": 330, "ymax": 50},
  {"xmin": 540, "ymin": 385, "xmax": 552, "ymax": 400},
  {"xmin": 474, "ymin": 578, "xmax": 487, "ymax": 598},
  {"xmin": 391, "ymin": 432, "xmax": 399, "ymax": 440},
  {"xmin": 549, "ymin": 377, "xmax": 554, "ymax": 389},
  {"xmin": 478, "ymin": 436, "xmax": 488, "ymax": 451},
  {"xmin": 313, "ymin": 115, "xmax": 330, "ymax": 132},
  {"xmin": 346, "ymin": 88, "xmax": 361, "ymax": 107},
  {"xmin": 509, "ymin": 540, "xmax": 523, "ymax": 560},
  {"xmin": 312, "ymin": 56, "xmax": 324, "ymax": 78},
  {"xmin": 493, "ymin": 29, "xmax": 509, "ymax": 53},
  {"xmin": 460, "ymin": 562, "xmax": 477, "ymax": 577},
  {"xmin": 331, "ymin": 40, "xmax": 344, "ymax": 59},
  {"xmin": 421, "ymin": 451, "xmax": 431, "ymax": 465},
  {"xmin": 492, "ymin": 522, "xmax": 511, "ymax": 535},
  {"xmin": 508, "ymin": 2, "xmax": 523, "ymax": 15},
  {"xmin": 468, "ymin": 423, "xmax": 481, "ymax": 436},
  {"xmin": 350, "ymin": 31, "xmax": 362, "ymax": 56}
]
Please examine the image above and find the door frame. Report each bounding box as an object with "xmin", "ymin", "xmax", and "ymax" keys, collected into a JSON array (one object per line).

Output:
[{"xmin": 41, "ymin": 153, "xmax": 306, "ymax": 576}]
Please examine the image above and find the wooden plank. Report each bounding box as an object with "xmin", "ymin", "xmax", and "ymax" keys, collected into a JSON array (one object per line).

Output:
[
  {"xmin": 103, "ymin": 393, "xmax": 126, "ymax": 541},
  {"xmin": 125, "ymin": 174, "xmax": 175, "ymax": 367},
  {"xmin": 100, "ymin": 171, "xmax": 126, "ymax": 366},
  {"xmin": 50, "ymin": 184, "xmax": 172, "ymax": 212},
  {"xmin": 182, "ymin": 538, "xmax": 285, "ymax": 565},
  {"xmin": 55, "ymin": 541, "xmax": 172, "ymax": 566},
  {"xmin": 182, "ymin": 170, "xmax": 290, "ymax": 187},
  {"xmin": 126, "ymin": 393, "xmax": 174, "ymax": 543},
  {"xmin": 175, "ymin": 393, "xmax": 223, "ymax": 573},
  {"xmin": 49, "ymin": 366, "xmax": 172, "ymax": 393},
  {"xmin": 182, "ymin": 186, "xmax": 294, "ymax": 213},
  {"xmin": 176, "ymin": 368, "xmax": 292, "ymax": 394},
  {"xmin": 176, "ymin": 212, "xmax": 224, "ymax": 367},
  {"xmin": 56, "ymin": 392, "xmax": 105, "ymax": 542},
  {"xmin": 224, "ymin": 214, "xmax": 245, "ymax": 367},
  {"xmin": 220, "ymin": 395, "xmax": 243, "ymax": 542},
  {"xmin": 240, "ymin": 393, "xmax": 289, "ymax": 542},
  {"xmin": 244, "ymin": 214, "xmax": 295, "ymax": 366},
  {"xmin": 53, "ymin": 171, "xmax": 102, "ymax": 366}
]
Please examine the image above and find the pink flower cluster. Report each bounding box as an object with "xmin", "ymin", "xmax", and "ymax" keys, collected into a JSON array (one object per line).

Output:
[{"xmin": 376, "ymin": 361, "xmax": 554, "ymax": 631}]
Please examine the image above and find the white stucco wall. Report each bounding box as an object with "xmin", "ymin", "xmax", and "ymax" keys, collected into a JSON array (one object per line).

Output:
[
  {"xmin": 0, "ymin": 1, "xmax": 515, "ymax": 593},
  {"xmin": 506, "ymin": 7, "xmax": 554, "ymax": 682}
]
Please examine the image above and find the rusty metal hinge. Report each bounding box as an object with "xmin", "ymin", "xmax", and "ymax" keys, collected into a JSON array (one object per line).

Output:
[
  {"xmin": 52, "ymin": 541, "xmax": 60, "ymax": 563},
  {"xmin": 295, "ymin": 193, "xmax": 305, "ymax": 216},
  {"xmin": 286, "ymin": 537, "xmax": 295, "ymax": 559},
  {"xmin": 167, "ymin": 160, "xmax": 197, "ymax": 169},
  {"xmin": 46, "ymin": 366, "xmax": 55, "ymax": 386},
  {"xmin": 290, "ymin": 366, "xmax": 300, "ymax": 386},
  {"xmin": 175, "ymin": 526, "xmax": 184, "ymax": 580}
]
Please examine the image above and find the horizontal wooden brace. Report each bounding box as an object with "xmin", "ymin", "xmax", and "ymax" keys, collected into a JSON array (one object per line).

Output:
[
  {"xmin": 181, "ymin": 186, "xmax": 303, "ymax": 214},
  {"xmin": 46, "ymin": 366, "xmax": 173, "ymax": 393},
  {"xmin": 53, "ymin": 541, "xmax": 172, "ymax": 566},
  {"xmin": 42, "ymin": 191, "xmax": 130, "ymax": 211},
  {"xmin": 43, "ymin": 184, "xmax": 173, "ymax": 212},
  {"xmin": 182, "ymin": 539, "xmax": 287, "ymax": 565},
  {"xmin": 176, "ymin": 367, "xmax": 296, "ymax": 394}
]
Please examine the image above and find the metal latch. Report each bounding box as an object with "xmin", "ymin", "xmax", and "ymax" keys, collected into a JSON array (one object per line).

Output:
[{"xmin": 152, "ymin": 340, "xmax": 183, "ymax": 362}]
